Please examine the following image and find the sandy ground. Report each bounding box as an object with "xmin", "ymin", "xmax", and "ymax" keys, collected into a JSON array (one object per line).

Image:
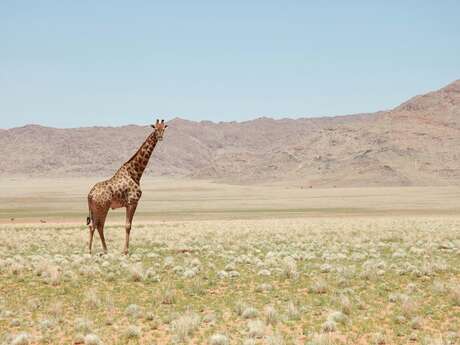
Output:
[{"xmin": 1, "ymin": 176, "xmax": 460, "ymax": 224}]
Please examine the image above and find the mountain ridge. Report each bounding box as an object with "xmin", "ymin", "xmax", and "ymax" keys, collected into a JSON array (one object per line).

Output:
[{"xmin": 1, "ymin": 79, "xmax": 460, "ymax": 187}]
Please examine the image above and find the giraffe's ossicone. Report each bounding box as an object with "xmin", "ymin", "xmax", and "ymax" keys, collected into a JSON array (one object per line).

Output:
[{"xmin": 87, "ymin": 119, "xmax": 168, "ymax": 255}]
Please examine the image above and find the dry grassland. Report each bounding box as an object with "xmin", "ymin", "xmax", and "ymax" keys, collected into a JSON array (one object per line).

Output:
[{"xmin": 0, "ymin": 178, "xmax": 459, "ymax": 344}]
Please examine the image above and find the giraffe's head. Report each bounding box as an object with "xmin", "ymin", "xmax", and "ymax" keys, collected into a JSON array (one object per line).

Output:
[{"xmin": 151, "ymin": 119, "xmax": 168, "ymax": 141}]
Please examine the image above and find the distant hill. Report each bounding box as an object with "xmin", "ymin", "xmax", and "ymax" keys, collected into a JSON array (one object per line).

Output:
[{"xmin": 1, "ymin": 80, "xmax": 460, "ymax": 187}]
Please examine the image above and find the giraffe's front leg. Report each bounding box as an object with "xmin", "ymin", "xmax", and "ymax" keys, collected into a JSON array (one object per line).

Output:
[{"xmin": 124, "ymin": 203, "xmax": 138, "ymax": 255}]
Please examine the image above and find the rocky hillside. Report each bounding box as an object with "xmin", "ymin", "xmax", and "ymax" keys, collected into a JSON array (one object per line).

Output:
[{"xmin": 1, "ymin": 80, "xmax": 459, "ymax": 187}]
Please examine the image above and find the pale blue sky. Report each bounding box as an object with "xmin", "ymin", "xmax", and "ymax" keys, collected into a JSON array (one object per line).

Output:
[{"xmin": 1, "ymin": 1, "xmax": 459, "ymax": 128}]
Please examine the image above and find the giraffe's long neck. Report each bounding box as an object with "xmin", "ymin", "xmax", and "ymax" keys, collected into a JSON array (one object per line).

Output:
[{"xmin": 123, "ymin": 131, "xmax": 159, "ymax": 184}]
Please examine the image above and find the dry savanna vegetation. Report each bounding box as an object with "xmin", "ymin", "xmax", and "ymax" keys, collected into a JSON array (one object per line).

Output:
[{"xmin": 0, "ymin": 178, "xmax": 459, "ymax": 345}]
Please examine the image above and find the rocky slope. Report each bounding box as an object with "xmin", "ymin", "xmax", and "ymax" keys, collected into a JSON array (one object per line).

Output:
[{"xmin": 1, "ymin": 80, "xmax": 459, "ymax": 186}]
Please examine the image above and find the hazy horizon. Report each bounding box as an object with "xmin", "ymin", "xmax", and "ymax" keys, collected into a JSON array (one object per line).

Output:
[
  {"xmin": 3, "ymin": 77, "xmax": 460, "ymax": 130},
  {"xmin": 0, "ymin": 112, "xmax": 370, "ymax": 130},
  {"xmin": 2, "ymin": 1, "xmax": 460, "ymax": 128}
]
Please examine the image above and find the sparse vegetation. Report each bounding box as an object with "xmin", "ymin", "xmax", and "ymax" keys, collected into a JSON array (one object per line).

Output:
[
  {"xmin": 0, "ymin": 215, "xmax": 458, "ymax": 344},
  {"xmin": 208, "ymin": 333, "xmax": 229, "ymax": 345}
]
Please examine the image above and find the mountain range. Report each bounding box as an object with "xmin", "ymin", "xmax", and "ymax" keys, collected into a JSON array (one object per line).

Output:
[{"xmin": 1, "ymin": 80, "xmax": 459, "ymax": 187}]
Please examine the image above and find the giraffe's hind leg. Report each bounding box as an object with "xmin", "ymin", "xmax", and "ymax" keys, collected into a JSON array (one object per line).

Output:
[
  {"xmin": 89, "ymin": 204, "xmax": 109, "ymax": 255},
  {"xmin": 97, "ymin": 220, "xmax": 108, "ymax": 254},
  {"xmin": 88, "ymin": 201, "xmax": 96, "ymax": 255},
  {"xmin": 88, "ymin": 223, "xmax": 95, "ymax": 255}
]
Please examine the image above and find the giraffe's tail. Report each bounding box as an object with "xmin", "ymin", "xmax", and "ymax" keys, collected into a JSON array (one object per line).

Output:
[{"xmin": 86, "ymin": 197, "xmax": 93, "ymax": 227}]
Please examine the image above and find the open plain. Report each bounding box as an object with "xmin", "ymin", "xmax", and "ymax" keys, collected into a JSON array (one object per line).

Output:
[{"xmin": 0, "ymin": 178, "xmax": 459, "ymax": 344}]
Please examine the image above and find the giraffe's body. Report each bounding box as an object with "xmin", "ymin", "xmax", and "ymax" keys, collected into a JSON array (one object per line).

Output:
[
  {"xmin": 87, "ymin": 119, "xmax": 167, "ymax": 254},
  {"xmin": 88, "ymin": 162, "xmax": 143, "ymax": 213}
]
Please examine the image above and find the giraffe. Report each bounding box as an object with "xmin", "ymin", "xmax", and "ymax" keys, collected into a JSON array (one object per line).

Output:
[{"xmin": 86, "ymin": 119, "xmax": 168, "ymax": 255}]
